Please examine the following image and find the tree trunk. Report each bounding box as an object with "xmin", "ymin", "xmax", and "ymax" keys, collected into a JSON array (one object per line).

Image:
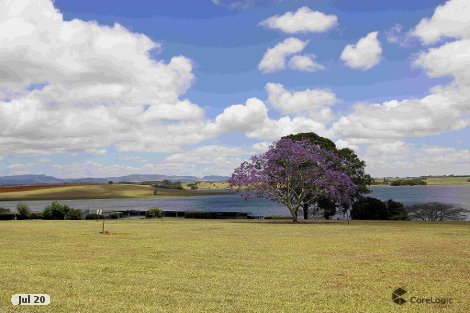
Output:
[
  {"xmin": 289, "ymin": 207, "xmax": 299, "ymax": 223},
  {"xmin": 303, "ymin": 203, "xmax": 309, "ymax": 220},
  {"xmin": 292, "ymin": 214, "xmax": 298, "ymax": 223}
]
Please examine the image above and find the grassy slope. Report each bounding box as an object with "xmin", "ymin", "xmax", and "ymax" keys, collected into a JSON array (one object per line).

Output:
[
  {"xmin": 0, "ymin": 184, "xmax": 218, "ymax": 201},
  {"xmin": 0, "ymin": 219, "xmax": 468, "ymax": 312}
]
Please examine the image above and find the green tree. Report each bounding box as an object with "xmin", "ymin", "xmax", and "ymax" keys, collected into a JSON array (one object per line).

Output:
[
  {"xmin": 43, "ymin": 201, "xmax": 73, "ymax": 220},
  {"xmin": 406, "ymin": 202, "xmax": 469, "ymax": 221},
  {"xmin": 351, "ymin": 197, "xmax": 388, "ymax": 220},
  {"xmin": 145, "ymin": 208, "xmax": 163, "ymax": 218},
  {"xmin": 384, "ymin": 199, "xmax": 409, "ymax": 220}
]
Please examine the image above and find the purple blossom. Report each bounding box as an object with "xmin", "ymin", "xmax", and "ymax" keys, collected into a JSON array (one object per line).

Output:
[{"xmin": 229, "ymin": 138, "xmax": 357, "ymax": 222}]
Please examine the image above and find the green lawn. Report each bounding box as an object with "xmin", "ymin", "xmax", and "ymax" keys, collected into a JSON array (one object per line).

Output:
[{"xmin": 0, "ymin": 219, "xmax": 469, "ymax": 312}]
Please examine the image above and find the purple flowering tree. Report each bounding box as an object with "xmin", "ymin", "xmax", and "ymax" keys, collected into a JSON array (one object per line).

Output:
[{"xmin": 229, "ymin": 138, "xmax": 357, "ymax": 222}]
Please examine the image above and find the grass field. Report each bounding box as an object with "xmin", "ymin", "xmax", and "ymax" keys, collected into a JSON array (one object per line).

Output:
[
  {"xmin": 0, "ymin": 219, "xmax": 468, "ymax": 312},
  {"xmin": 0, "ymin": 184, "xmax": 220, "ymax": 201},
  {"xmin": 424, "ymin": 176, "xmax": 470, "ymax": 185},
  {"xmin": 374, "ymin": 176, "xmax": 470, "ymax": 186}
]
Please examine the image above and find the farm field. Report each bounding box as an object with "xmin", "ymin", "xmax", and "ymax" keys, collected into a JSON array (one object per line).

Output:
[
  {"xmin": 424, "ymin": 176, "xmax": 470, "ymax": 185},
  {"xmin": 0, "ymin": 184, "xmax": 219, "ymax": 201},
  {"xmin": 0, "ymin": 219, "xmax": 468, "ymax": 312},
  {"xmin": 373, "ymin": 176, "xmax": 470, "ymax": 186}
]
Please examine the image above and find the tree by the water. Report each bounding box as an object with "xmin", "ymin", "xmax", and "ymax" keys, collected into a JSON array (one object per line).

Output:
[
  {"xmin": 283, "ymin": 132, "xmax": 372, "ymax": 219},
  {"xmin": 229, "ymin": 138, "xmax": 357, "ymax": 222}
]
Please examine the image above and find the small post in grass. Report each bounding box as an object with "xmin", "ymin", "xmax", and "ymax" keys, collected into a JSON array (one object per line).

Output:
[{"xmin": 97, "ymin": 209, "xmax": 105, "ymax": 234}]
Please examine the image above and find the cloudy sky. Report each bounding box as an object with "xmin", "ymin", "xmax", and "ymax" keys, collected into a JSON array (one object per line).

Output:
[{"xmin": 0, "ymin": 0, "xmax": 469, "ymax": 178}]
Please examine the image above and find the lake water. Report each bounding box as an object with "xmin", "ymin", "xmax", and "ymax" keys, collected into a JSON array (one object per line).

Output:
[{"xmin": 0, "ymin": 185, "xmax": 469, "ymax": 218}]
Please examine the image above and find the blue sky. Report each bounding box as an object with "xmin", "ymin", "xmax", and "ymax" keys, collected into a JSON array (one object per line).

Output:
[{"xmin": 0, "ymin": 0, "xmax": 469, "ymax": 178}]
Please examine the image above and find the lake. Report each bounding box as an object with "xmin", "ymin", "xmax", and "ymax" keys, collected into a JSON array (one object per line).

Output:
[{"xmin": 0, "ymin": 185, "xmax": 469, "ymax": 218}]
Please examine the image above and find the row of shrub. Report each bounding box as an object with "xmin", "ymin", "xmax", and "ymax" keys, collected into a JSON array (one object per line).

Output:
[
  {"xmin": 390, "ymin": 179, "xmax": 427, "ymax": 186},
  {"xmin": 351, "ymin": 198, "xmax": 409, "ymax": 220},
  {"xmin": 0, "ymin": 202, "xmax": 82, "ymax": 220},
  {"xmin": 184, "ymin": 211, "xmax": 211, "ymax": 219},
  {"xmin": 153, "ymin": 179, "xmax": 183, "ymax": 190},
  {"xmin": 350, "ymin": 197, "xmax": 469, "ymax": 221},
  {"xmin": 264, "ymin": 216, "xmax": 291, "ymax": 220}
]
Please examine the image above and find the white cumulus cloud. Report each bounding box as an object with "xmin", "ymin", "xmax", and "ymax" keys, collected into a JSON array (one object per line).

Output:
[
  {"xmin": 212, "ymin": 97, "xmax": 331, "ymax": 140},
  {"xmin": 260, "ymin": 6, "xmax": 337, "ymax": 34},
  {"xmin": 258, "ymin": 37, "xmax": 307, "ymax": 73},
  {"xmin": 0, "ymin": 0, "xmax": 214, "ymax": 156},
  {"xmin": 288, "ymin": 54, "xmax": 324, "ymax": 72},
  {"xmin": 340, "ymin": 32, "xmax": 382, "ymax": 70},
  {"xmin": 413, "ymin": 0, "xmax": 470, "ymax": 45},
  {"xmin": 265, "ymin": 82, "xmax": 336, "ymax": 122}
]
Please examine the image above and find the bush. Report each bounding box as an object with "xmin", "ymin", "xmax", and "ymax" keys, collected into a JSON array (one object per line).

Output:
[
  {"xmin": 184, "ymin": 211, "xmax": 211, "ymax": 219},
  {"xmin": 16, "ymin": 203, "xmax": 31, "ymax": 219},
  {"xmin": 406, "ymin": 202, "xmax": 469, "ymax": 221},
  {"xmin": 85, "ymin": 214, "xmax": 104, "ymax": 220},
  {"xmin": 145, "ymin": 208, "xmax": 163, "ymax": 218},
  {"xmin": 0, "ymin": 208, "xmax": 16, "ymax": 220},
  {"xmin": 30, "ymin": 212, "xmax": 43, "ymax": 219},
  {"xmin": 109, "ymin": 213, "xmax": 121, "ymax": 219},
  {"xmin": 190, "ymin": 184, "xmax": 198, "ymax": 190},
  {"xmin": 67, "ymin": 209, "xmax": 82, "ymax": 220},
  {"xmin": 351, "ymin": 197, "xmax": 389, "ymax": 220},
  {"xmin": 384, "ymin": 199, "xmax": 409, "ymax": 220},
  {"xmin": 264, "ymin": 216, "xmax": 291, "ymax": 220},
  {"xmin": 43, "ymin": 201, "xmax": 73, "ymax": 220}
]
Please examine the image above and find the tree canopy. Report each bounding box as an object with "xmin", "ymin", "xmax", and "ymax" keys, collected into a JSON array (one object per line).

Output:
[
  {"xmin": 229, "ymin": 138, "xmax": 357, "ymax": 222},
  {"xmin": 283, "ymin": 132, "xmax": 372, "ymax": 219}
]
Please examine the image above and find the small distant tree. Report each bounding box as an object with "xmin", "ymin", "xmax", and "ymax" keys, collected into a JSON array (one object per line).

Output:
[
  {"xmin": 145, "ymin": 208, "xmax": 163, "ymax": 218},
  {"xmin": 230, "ymin": 138, "xmax": 357, "ymax": 222},
  {"xmin": 108, "ymin": 181, "xmax": 114, "ymax": 184},
  {"xmin": 406, "ymin": 202, "xmax": 469, "ymax": 221},
  {"xmin": 16, "ymin": 203, "xmax": 31, "ymax": 219},
  {"xmin": 0, "ymin": 207, "xmax": 10, "ymax": 214}
]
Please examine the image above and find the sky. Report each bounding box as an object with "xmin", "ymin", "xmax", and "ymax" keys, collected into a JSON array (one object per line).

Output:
[{"xmin": 0, "ymin": 0, "xmax": 469, "ymax": 178}]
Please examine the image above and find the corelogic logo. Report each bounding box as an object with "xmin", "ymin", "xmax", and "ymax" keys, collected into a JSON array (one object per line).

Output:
[
  {"xmin": 391, "ymin": 288, "xmax": 454, "ymax": 306},
  {"xmin": 392, "ymin": 288, "xmax": 407, "ymax": 305}
]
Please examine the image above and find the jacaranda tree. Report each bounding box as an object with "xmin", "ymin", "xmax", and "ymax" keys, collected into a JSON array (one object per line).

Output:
[{"xmin": 229, "ymin": 138, "xmax": 357, "ymax": 222}]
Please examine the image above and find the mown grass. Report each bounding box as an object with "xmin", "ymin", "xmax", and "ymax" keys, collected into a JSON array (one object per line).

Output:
[
  {"xmin": 0, "ymin": 219, "xmax": 468, "ymax": 312},
  {"xmin": 0, "ymin": 184, "xmax": 220, "ymax": 201}
]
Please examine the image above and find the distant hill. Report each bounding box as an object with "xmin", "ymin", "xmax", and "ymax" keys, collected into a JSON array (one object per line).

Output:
[
  {"xmin": 107, "ymin": 174, "xmax": 201, "ymax": 183},
  {"xmin": 0, "ymin": 174, "xmax": 63, "ymax": 185},
  {"xmin": 202, "ymin": 175, "xmax": 230, "ymax": 181},
  {"xmin": 0, "ymin": 174, "xmax": 229, "ymax": 186}
]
